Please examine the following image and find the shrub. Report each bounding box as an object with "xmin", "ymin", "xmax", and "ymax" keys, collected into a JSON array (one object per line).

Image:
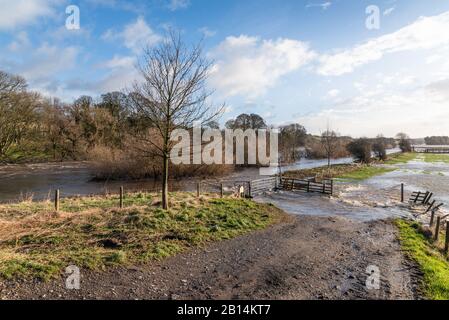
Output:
[{"xmin": 347, "ymin": 138, "xmax": 372, "ymax": 163}]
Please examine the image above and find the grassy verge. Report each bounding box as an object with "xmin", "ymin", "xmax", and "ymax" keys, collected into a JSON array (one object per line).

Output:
[
  {"xmin": 395, "ymin": 219, "xmax": 449, "ymax": 300},
  {"xmin": 0, "ymin": 192, "xmax": 287, "ymax": 280}
]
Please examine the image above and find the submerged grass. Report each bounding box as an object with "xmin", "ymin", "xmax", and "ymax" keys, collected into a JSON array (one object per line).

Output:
[
  {"xmin": 0, "ymin": 192, "xmax": 286, "ymax": 280},
  {"xmin": 283, "ymin": 153, "xmax": 416, "ymax": 181},
  {"xmin": 395, "ymin": 219, "xmax": 449, "ymax": 300},
  {"xmin": 422, "ymin": 154, "xmax": 449, "ymax": 164},
  {"xmin": 336, "ymin": 166, "xmax": 395, "ymax": 180}
]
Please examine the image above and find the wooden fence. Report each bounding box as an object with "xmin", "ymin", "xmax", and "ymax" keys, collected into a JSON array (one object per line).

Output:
[{"xmin": 278, "ymin": 177, "xmax": 333, "ymax": 196}]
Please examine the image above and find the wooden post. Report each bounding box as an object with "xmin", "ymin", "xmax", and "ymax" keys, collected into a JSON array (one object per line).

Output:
[
  {"xmin": 330, "ymin": 179, "xmax": 334, "ymax": 196},
  {"xmin": 307, "ymin": 181, "xmax": 310, "ymax": 193},
  {"xmin": 248, "ymin": 181, "xmax": 252, "ymax": 198},
  {"xmin": 435, "ymin": 216, "xmax": 441, "ymax": 241},
  {"xmin": 445, "ymin": 221, "xmax": 449, "ymax": 254},
  {"xmin": 426, "ymin": 200, "xmax": 436, "ymax": 213},
  {"xmin": 220, "ymin": 183, "xmax": 224, "ymax": 198},
  {"xmin": 430, "ymin": 210, "xmax": 436, "ymax": 227},
  {"xmin": 54, "ymin": 189, "xmax": 60, "ymax": 212},
  {"xmin": 197, "ymin": 182, "xmax": 201, "ymax": 197},
  {"xmin": 120, "ymin": 186, "xmax": 124, "ymax": 209},
  {"xmin": 400, "ymin": 183, "xmax": 404, "ymax": 203},
  {"xmin": 414, "ymin": 192, "xmax": 421, "ymax": 203},
  {"xmin": 422, "ymin": 191, "xmax": 430, "ymax": 204}
]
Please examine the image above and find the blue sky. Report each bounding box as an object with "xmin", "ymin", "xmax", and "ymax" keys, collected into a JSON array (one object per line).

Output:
[{"xmin": 1, "ymin": 0, "xmax": 449, "ymax": 137}]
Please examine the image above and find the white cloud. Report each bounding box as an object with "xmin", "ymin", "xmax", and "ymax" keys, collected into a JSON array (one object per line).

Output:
[
  {"xmin": 102, "ymin": 17, "xmax": 161, "ymax": 53},
  {"xmin": 167, "ymin": 0, "xmax": 190, "ymax": 11},
  {"xmin": 0, "ymin": 0, "xmax": 60, "ymax": 30},
  {"xmin": 94, "ymin": 55, "xmax": 139, "ymax": 93},
  {"xmin": 19, "ymin": 43, "xmax": 79, "ymax": 81},
  {"xmin": 297, "ymin": 81, "xmax": 449, "ymax": 137},
  {"xmin": 305, "ymin": 2, "xmax": 332, "ymax": 10},
  {"xmin": 383, "ymin": 7, "xmax": 395, "ymax": 16},
  {"xmin": 8, "ymin": 31, "xmax": 31, "ymax": 51},
  {"xmin": 326, "ymin": 89, "xmax": 340, "ymax": 99},
  {"xmin": 317, "ymin": 11, "xmax": 449, "ymax": 76},
  {"xmin": 199, "ymin": 27, "xmax": 216, "ymax": 38},
  {"xmin": 208, "ymin": 35, "xmax": 316, "ymax": 98}
]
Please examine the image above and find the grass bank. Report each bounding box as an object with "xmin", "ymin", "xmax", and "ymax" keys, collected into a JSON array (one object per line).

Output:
[
  {"xmin": 395, "ymin": 219, "xmax": 449, "ymax": 300},
  {"xmin": 0, "ymin": 193, "xmax": 287, "ymax": 280},
  {"xmin": 284, "ymin": 153, "xmax": 416, "ymax": 181}
]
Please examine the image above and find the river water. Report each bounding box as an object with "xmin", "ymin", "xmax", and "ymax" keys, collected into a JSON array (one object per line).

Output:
[{"xmin": 0, "ymin": 147, "xmax": 444, "ymax": 224}]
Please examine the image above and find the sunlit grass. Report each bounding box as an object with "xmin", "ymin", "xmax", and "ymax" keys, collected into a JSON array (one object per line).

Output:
[{"xmin": 395, "ymin": 219, "xmax": 449, "ymax": 300}]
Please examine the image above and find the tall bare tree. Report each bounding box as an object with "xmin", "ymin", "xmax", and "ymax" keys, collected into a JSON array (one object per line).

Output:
[
  {"xmin": 321, "ymin": 126, "xmax": 339, "ymax": 168},
  {"xmin": 129, "ymin": 32, "xmax": 223, "ymax": 209}
]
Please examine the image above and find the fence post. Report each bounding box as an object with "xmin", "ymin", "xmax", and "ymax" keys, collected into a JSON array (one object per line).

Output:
[
  {"xmin": 248, "ymin": 181, "xmax": 252, "ymax": 198},
  {"xmin": 197, "ymin": 182, "xmax": 201, "ymax": 198},
  {"xmin": 330, "ymin": 179, "xmax": 334, "ymax": 196},
  {"xmin": 430, "ymin": 210, "xmax": 436, "ymax": 227},
  {"xmin": 54, "ymin": 189, "xmax": 60, "ymax": 212},
  {"xmin": 435, "ymin": 216, "xmax": 441, "ymax": 242},
  {"xmin": 445, "ymin": 221, "xmax": 449, "ymax": 254},
  {"xmin": 120, "ymin": 186, "xmax": 124, "ymax": 209},
  {"xmin": 307, "ymin": 181, "xmax": 310, "ymax": 193},
  {"xmin": 401, "ymin": 183, "xmax": 404, "ymax": 202},
  {"xmin": 220, "ymin": 183, "xmax": 224, "ymax": 198}
]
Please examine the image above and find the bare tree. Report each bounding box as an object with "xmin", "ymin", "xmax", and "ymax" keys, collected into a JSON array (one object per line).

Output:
[
  {"xmin": 129, "ymin": 31, "xmax": 223, "ymax": 209},
  {"xmin": 321, "ymin": 127, "xmax": 339, "ymax": 168},
  {"xmin": 0, "ymin": 72, "xmax": 40, "ymax": 160}
]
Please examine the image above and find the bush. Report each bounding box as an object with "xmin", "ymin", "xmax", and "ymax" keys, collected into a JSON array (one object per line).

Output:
[
  {"xmin": 347, "ymin": 138, "xmax": 372, "ymax": 163},
  {"xmin": 372, "ymin": 140, "xmax": 387, "ymax": 161},
  {"xmin": 399, "ymin": 139, "xmax": 412, "ymax": 153}
]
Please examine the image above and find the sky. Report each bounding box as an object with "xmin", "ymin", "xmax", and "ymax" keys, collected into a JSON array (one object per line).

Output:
[{"xmin": 1, "ymin": 0, "xmax": 449, "ymax": 138}]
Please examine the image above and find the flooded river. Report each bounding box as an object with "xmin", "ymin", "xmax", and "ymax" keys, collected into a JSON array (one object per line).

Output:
[
  {"xmin": 256, "ymin": 153, "xmax": 449, "ymax": 222},
  {"xmin": 1, "ymin": 150, "xmax": 447, "ymax": 223}
]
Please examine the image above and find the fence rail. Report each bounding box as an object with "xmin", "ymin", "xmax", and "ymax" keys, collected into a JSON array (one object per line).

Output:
[{"xmin": 278, "ymin": 177, "xmax": 333, "ymax": 195}]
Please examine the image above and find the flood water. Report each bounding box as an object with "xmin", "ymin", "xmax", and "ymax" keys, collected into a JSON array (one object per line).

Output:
[
  {"xmin": 0, "ymin": 148, "xmax": 446, "ymax": 224},
  {"xmin": 256, "ymin": 153, "xmax": 449, "ymax": 222}
]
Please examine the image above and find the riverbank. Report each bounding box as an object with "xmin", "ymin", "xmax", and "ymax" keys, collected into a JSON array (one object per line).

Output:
[{"xmin": 0, "ymin": 192, "xmax": 287, "ymax": 281}]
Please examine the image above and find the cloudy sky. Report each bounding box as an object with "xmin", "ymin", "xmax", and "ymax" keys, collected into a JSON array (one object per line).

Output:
[{"xmin": 1, "ymin": 0, "xmax": 449, "ymax": 137}]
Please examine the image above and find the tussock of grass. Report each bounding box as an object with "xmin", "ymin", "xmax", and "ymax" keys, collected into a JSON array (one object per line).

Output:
[
  {"xmin": 0, "ymin": 193, "xmax": 286, "ymax": 280},
  {"xmin": 395, "ymin": 219, "xmax": 449, "ymax": 300}
]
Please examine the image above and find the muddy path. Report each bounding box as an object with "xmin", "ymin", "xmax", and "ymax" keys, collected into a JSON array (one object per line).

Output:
[{"xmin": 0, "ymin": 215, "xmax": 421, "ymax": 300}]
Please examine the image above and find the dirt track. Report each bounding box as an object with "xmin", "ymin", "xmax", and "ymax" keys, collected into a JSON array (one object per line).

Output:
[{"xmin": 0, "ymin": 215, "xmax": 422, "ymax": 300}]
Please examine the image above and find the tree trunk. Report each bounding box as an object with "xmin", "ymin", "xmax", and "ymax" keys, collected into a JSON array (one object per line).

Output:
[{"xmin": 162, "ymin": 153, "xmax": 169, "ymax": 210}]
